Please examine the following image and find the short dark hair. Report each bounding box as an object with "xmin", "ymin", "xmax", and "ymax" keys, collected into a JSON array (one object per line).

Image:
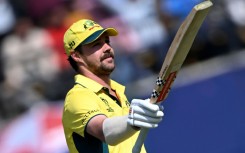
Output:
[{"xmin": 67, "ymin": 43, "xmax": 83, "ymax": 72}]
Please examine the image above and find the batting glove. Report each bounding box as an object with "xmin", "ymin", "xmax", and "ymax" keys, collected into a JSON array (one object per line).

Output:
[{"xmin": 127, "ymin": 99, "xmax": 164, "ymax": 128}]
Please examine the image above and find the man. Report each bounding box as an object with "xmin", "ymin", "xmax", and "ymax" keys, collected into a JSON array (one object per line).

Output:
[{"xmin": 62, "ymin": 19, "xmax": 164, "ymax": 153}]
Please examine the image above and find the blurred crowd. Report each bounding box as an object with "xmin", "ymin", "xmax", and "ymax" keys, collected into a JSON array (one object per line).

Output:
[{"xmin": 0, "ymin": 0, "xmax": 245, "ymax": 123}]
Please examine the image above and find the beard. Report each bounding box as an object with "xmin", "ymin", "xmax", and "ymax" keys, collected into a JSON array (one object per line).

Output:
[
  {"xmin": 98, "ymin": 61, "xmax": 115, "ymax": 75},
  {"xmin": 97, "ymin": 51, "xmax": 115, "ymax": 75},
  {"xmin": 86, "ymin": 53, "xmax": 115, "ymax": 76}
]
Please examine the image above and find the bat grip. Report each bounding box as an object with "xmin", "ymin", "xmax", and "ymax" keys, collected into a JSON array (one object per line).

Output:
[{"xmin": 132, "ymin": 128, "xmax": 149, "ymax": 153}]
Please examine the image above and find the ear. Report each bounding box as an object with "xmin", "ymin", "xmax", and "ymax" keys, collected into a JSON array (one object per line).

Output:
[{"xmin": 70, "ymin": 51, "xmax": 84, "ymax": 63}]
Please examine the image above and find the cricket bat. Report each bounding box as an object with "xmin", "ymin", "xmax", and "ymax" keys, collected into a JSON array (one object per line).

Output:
[{"xmin": 132, "ymin": 1, "xmax": 213, "ymax": 153}]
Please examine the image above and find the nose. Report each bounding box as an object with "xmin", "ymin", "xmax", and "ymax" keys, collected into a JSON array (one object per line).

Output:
[{"xmin": 103, "ymin": 42, "xmax": 112, "ymax": 52}]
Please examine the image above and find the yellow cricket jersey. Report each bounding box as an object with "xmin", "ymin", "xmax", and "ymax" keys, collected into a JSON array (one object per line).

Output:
[{"xmin": 62, "ymin": 74, "xmax": 147, "ymax": 153}]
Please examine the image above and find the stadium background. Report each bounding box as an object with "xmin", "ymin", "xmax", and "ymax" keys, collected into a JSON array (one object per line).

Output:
[{"xmin": 0, "ymin": 0, "xmax": 245, "ymax": 152}]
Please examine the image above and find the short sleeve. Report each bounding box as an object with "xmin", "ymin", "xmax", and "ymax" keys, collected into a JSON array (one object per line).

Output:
[{"xmin": 63, "ymin": 88, "xmax": 104, "ymax": 137}]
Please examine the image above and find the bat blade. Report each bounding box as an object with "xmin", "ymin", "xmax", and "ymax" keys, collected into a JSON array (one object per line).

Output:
[
  {"xmin": 152, "ymin": 1, "xmax": 213, "ymax": 104},
  {"xmin": 132, "ymin": 1, "xmax": 213, "ymax": 153}
]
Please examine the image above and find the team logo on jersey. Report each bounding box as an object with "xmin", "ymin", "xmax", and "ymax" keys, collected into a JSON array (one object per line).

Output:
[{"xmin": 100, "ymin": 98, "xmax": 114, "ymax": 112}]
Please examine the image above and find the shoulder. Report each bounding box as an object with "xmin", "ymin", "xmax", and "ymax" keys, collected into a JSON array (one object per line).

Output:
[
  {"xmin": 67, "ymin": 84, "xmax": 95, "ymax": 96},
  {"xmin": 64, "ymin": 85, "xmax": 101, "ymax": 109}
]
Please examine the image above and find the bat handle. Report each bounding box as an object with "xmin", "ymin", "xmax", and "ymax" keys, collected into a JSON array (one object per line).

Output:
[{"xmin": 132, "ymin": 128, "xmax": 149, "ymax": 153}]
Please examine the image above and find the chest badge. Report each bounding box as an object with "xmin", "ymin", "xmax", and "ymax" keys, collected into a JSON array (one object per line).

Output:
[{"xmin": 100, "ymin": 98, "xmax": 114, "ymax": 112}]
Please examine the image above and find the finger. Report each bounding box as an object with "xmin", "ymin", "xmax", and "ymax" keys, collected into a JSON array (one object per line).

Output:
[
  {"xmin": 132, "ymin": 99, "xmax": 159, "ymax": 112},
  {"xmin": 138, "ymin": 100, "xmax": 160, "ymax": 112},
  {"xmin": 127, "ymin": 119, "xmax": 158, "ymax": 128},
  {"xmin": 129, "ymin": 113, "xmax": 163, "ymax": 124},
  {"xmin": 132, "ymin": 105, "xmax": 164, "ymax": 117}
]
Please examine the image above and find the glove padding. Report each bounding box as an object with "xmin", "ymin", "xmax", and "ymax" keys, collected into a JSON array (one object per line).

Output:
[{"xmin": 127, "ymin": 99, "xmax": 164, "ymax": 128}]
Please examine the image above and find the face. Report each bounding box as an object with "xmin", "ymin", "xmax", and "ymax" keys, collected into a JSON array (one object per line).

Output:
[{"xmin": 80, "ymin": 33, "xmax": 115, "ymax": 76}]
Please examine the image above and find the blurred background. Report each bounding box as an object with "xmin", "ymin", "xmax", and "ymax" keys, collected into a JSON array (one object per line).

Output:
[{"xmin": 0, "ymin": 0, "xmax": 245, "ymax": 153}]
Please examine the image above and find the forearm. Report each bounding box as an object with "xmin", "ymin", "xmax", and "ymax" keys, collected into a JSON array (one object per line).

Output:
[{"xmin": 102, "ymin": 115, "xmax": 139, "ymax": 146}]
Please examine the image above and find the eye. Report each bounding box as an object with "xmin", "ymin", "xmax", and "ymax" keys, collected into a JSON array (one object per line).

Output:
[{"xmin": 92, "ymin": 42, "xmax": 100, "ymax": 47}]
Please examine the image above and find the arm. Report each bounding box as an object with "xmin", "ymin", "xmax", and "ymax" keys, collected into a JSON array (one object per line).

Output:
[
  {"xmin": 86, "ymin": 99, "xmax": 164, "ymax": 146},
  {"xmin": 86, "ymin": 115, "xmax": 107, "ymax": 142}
]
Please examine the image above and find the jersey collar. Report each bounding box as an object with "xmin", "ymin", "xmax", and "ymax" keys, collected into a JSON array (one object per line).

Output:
[{"xmin": 74, "ymin": 74, "xmax": 125, "ymax": 93}]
